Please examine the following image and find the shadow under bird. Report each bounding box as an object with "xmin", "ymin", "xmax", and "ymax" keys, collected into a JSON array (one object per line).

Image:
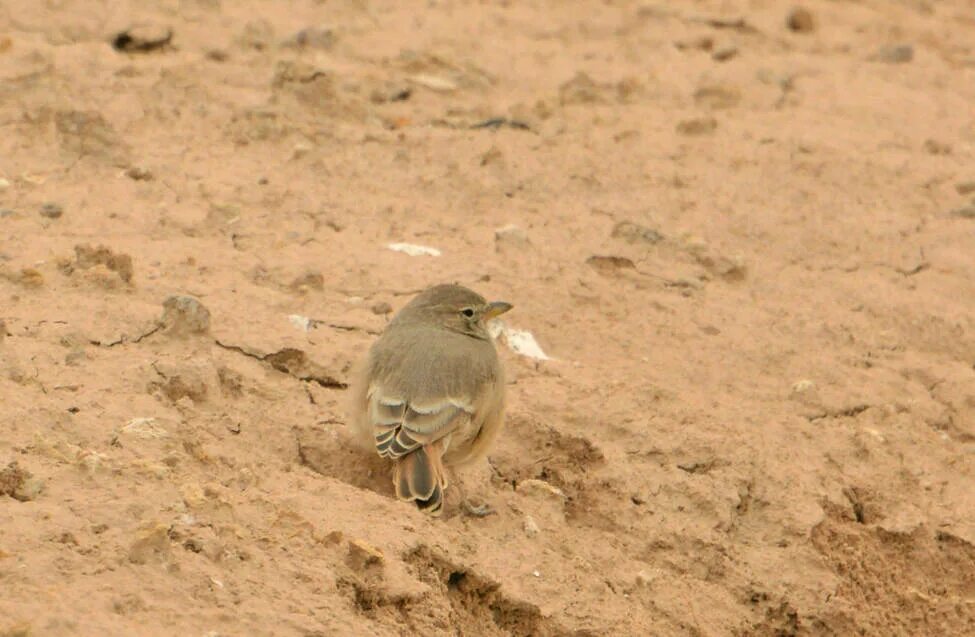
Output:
[{"xmin": 350, "ymin": 284, "xmax": 512, "ymax": 516}]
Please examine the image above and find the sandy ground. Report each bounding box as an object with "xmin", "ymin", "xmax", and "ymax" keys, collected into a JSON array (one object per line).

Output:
[{"xmin": 1, "ymin": 0, "xmax": 975, "ymax": 635}]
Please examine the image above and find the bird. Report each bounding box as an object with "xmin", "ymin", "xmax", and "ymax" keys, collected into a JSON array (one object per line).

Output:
[{"xmin": 350, "ymin": 284, "xmax": 512, "ymax": 516}]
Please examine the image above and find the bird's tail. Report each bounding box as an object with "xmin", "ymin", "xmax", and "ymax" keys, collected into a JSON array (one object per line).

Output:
[{"xmin": 393, "ymin": 443, "xmax": 447, "ymax": 516}]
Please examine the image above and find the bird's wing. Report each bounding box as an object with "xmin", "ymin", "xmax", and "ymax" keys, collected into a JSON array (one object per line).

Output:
[{"xmin": 367, "ymin": 385, "xmax": 474, "ymax": 459}]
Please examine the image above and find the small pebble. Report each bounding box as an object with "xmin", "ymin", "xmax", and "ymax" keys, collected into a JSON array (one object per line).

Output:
[
  {"xmin": 125, "ymin": 166, "xmax": 153, "ymax": 181},
  {"xmin": 791, "ymin": 379, "xmax": 816, "ymax": 394},
  {"xmin": 161, "ymin": 295, "xmax": 211, "ymax": 336},
  {"xmin": 612, "ymin": 221, "xmax": 663, "ymax": 245},
  {"xmin": 711, "ymin": 45, "xmax": 738, "ymax": 62},
  {"xmin": 523, "ymin": 515, "xmax": 540, "ymax": 537},
  {"xmin": 873, "ymin": 44, "xmax": 913, "ymax": 64},
  {"xmin": 40, "ymin": 202, "xmax": 63, "ymax": 219},
  {"xmin": 112, "ymin": 25, "xmax": 173, "ymax": 53},
  {"xmin": 923, "ymin": 139, "xmax": 951, "ymax": 155},
  {"xmin": 371, "ymin": 301, "xmax": 392, "ymax": 315},
  {"xmin": 951, "ymin": 202, "xmax": 975, "ymax": 219},
  {"xmin": 955, "ymin": 181, "xmax": 975, "ymax": 196},
  {"xmin": 0, "ymin": 177, "xmax": 10, "ymax": 190},
  {"xmin": 786, "ymin": 7, "xmax": 815, "ymax": 33},
  {"xmin": 285, "ymin": 27, "xmax": 335, "ymax": 50},
  {"xmin": 635, "ymin": 570, "xmax": 657, "ymax": 587},
  {"xmin": 676, "ymin": 117, "xmax": 717, "ymax": 136}
]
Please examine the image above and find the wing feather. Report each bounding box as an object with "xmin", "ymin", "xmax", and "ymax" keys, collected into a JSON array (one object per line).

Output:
[{"xmin": 368, "ymin": 384, "xmax": 473, "ymax": 459}]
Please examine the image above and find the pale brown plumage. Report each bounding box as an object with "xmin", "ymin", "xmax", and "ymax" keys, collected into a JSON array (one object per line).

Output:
[{"xmin": 350, "ymin": 284, "xmax": 511, "ymax": 516}]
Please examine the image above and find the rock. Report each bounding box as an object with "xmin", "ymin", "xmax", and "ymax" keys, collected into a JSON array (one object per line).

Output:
[
  {"xmin": 635, "ymin": 569, "xmax": 661, "ymax": 587},
  {"xmin": 711, "ymin": 45, "xmax": 738, "ymax": 62},
  {"xmin": 873, "ymin": 44, "xmax": 913, "ymax": 64},
  {"xmin": 494, "ymin": 224, "xmax": 531, "ymax": 253},
  {"xmin": 586, "ymin": 255, "xmax": 636, "ymax": 275},
  {"xmin": 127, "ymin": 522, "xmax": 172, "ymax": 564},
  {"xmin": 951, "ymin": 202, "xmax": 975, "ymax": 219},
  {"xmin": 955, "ymin": 181, "xmax": 975, "ymax": 196},
  {"xmin": 786, "ymin": 7, "xmax": 815, "ymax": 33},
  {"xmin": 523, "ymin": 515, "xmax": 541, "ymax": 537},
  {"xmin": 125, "ymin": 166, "xmax": 153, "ymax": 181},
  {"xmin": 371, "ymin": 301, "xmax": 392, "ymax": 315},
  {"xmin": 612, "ymin": 221, "xmax": 663, "ymax": 245},
  {"xmin": 161, "ymin": 295, "xmax": 211, "ymax": 336},
  {"xmin": 791, "ymin": 379, "xmax": 816, "ymax": 394},
  {"xmin": 923, "ymin": 139, "xmax": 951, "ymax": 155},
  {"xmin": 0, "ymin": 461, "xmax": 44, "ymax": 502},
  {"xmin": 112, "ymin": 25, "xmax": 173, "ymax": 53},
  {"xmin": 684, "ymin": 240, "xmax": 747, "ymax": 281},
  {"xmin": 0, "ymin": 178, "xmax": 10, "ymax": 190},
  {"xmin": 284, "ymin": 27, "xmax": 336, "ymax": 50},
  {"xmin": 369, "ymin": 84, "xmax": 412, "ymax": 104},
  {"xmin": 347, "ymin": 539, "xmax": 384, "ymax": 569},
  {"xmin": 675, "ymin": 36, "xmax": 714, "ymax": 52},
  {"xmin": 39, "ymin": 202, "xmax": 63, "ymax": 219},
  {"xmin": 694, "ymin": 85, "xmax": 741, "ymax": 110},
  {"xmin": 289, "ymin": 271, "xmax": 324, "ymax": 292},
  {"xmin": 676, "ymin": 117, "xmax": 717, "ymax": 135}
]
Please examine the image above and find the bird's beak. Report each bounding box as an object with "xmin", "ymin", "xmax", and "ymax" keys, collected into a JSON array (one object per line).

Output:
[{"xmin": 483, "ymin": 301, "xmax": 513, "ymax": 319}]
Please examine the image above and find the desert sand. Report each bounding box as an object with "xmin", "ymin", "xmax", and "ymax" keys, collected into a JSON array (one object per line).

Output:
[{"xmin": 1, "ymin": 0, "xmax": 975, "ymax": 635}]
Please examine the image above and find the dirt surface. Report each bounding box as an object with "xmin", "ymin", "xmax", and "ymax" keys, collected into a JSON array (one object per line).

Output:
[{"xmin": 2, "ymin": 1, "xmax": 975, "ymax": 635}]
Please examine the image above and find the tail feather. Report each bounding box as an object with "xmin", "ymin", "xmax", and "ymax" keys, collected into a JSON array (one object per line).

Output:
[{"xmin": 393, "ymin": 443, "xmax": 447, "ymax": 516}]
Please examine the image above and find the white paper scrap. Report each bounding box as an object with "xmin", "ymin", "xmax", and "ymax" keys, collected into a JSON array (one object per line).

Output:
[
  {"xmin": 288, "ymin": 314, "xmax": 312, "ymax": 331},
  {"xmin": 487, "ymin": 321, "xmax": 550, "ymax": 360},
  {"xmin": 387, "ymin": 242, "xmax": 442, "ymax": 257}
]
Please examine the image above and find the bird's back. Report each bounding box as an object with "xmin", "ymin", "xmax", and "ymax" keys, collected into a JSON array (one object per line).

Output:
[{"xmin": 368, "ymin": 323, "xmax": 499, "ymax": 403}]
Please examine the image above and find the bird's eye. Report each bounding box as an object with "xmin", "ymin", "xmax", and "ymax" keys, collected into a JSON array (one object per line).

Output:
[{"xmin": 460, "ymin": 308, "xmax": 475, "ymax": 318}]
